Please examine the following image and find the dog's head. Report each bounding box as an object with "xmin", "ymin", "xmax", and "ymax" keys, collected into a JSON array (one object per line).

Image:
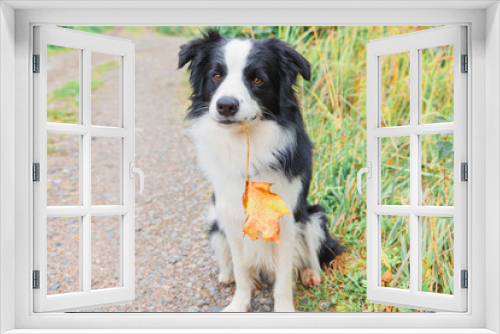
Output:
[{"xmin": 178, "ymin": 29, "xmax": 310, "ymax": 126}]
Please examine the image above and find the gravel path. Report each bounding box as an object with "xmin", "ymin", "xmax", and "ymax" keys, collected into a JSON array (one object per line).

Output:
[{"xmin": 47, "ymin": 27, "xmax": 275, "ymax": 312}]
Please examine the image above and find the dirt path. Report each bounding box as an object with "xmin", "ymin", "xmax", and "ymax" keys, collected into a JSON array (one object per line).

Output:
[{"xmin": 47, "ymin": 27, "xmax": 274, "ymax": 312}]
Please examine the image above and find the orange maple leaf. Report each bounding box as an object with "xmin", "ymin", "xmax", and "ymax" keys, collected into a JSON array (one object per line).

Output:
[
  {"xmin": 381, "ymin": 270, "xmax": 394, "ymax": 286},
  {"xmin": 241, "ymin": 122, "xmax": 290, "ymax": 244},
  {"xmin": 242, "ymin": 180, "xmax": 290, "ymax": 244}
]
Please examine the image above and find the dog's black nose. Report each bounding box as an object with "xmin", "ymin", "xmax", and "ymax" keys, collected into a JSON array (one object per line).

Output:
[{"xmin": 216, "ymin": 97, "xmax": 239, "ymax": 117}]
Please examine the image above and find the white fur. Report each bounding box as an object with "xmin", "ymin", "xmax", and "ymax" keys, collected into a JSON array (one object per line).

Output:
[
  {"xmin": 207, "ymin": 206, "xmax": 234, "ymax": 284},
  {"xmin": 208, "ymin": 39, "xmax": 261, "ymax": 123}
]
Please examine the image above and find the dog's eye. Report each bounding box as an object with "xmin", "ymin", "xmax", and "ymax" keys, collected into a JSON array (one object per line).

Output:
[
  {"xmin": 253, "ymin": 77, "xmax": 263, "ymax": 85},
  {"xmin": 213, "ymin": 74, "xmax": 222, "ymax": 82}
]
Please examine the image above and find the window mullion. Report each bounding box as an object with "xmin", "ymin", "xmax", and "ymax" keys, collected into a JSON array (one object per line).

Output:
[
  {"xmin": 413, "ymin": 123, "xmax": 454, "ymax": 135},
  {"xmin": 409, "ymin": 47, "xmax": 420, "ymax": 295},
  {"xmin": 78, "ymin": 49, "xmax": 84, "ymax": 292},
  {"xmin": 82, "ymin": 48, "xmax": 92, "ymax": 295}
]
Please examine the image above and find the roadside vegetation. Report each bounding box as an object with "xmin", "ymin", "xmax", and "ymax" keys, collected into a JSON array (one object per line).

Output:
[{"xmin": 50, "ymin": 26, "xmax": 454, "ymax": 312}]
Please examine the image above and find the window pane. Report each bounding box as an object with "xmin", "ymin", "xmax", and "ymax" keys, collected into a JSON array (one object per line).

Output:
[
  {"xmin": 421, "ymin": 45, "xmax": 454, "ymax": 124},
  {"xmin": 421, "ymin": 133, "xmax": 454, "ymax": 206},
  {"xmin": 381, "ymin": 136, "xmax": 410, "ymax": 205},
  {"xmin": 47, "ymin": 45, "xmax": 80, "ymax": 124},
  {"xmin": 91, "ymin": 216, "xmax": 121, "ymax": 290},
  {"xmin": 47, "ymin": 217, "xmax": 80, "ymax": 294},
  {"xmin": 47, "ymin": 134, "xmax": 80, "ymax": 206},
  {"xmin": 421, "ymin": 217, "xmax": 454, "ymax": 295},
  {"xmin": 380, "ymin": 52, "xmax": 410, "ymax": 127},
  {"xmin": 91, "ymin": 52, "xmax": 121, "ymax": 127},
  {"xmin": 380, "ymin": 215, "xmax": 410, "ymax": 290},
  {"xmin": 91, "ymin": 137, "xmax": 121, "ymax": 205}
]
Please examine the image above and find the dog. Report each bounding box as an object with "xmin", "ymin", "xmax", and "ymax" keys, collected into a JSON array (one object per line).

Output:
[{"xmin": 178, "ymin": 30, "xmax": 343, "ymax": 312}]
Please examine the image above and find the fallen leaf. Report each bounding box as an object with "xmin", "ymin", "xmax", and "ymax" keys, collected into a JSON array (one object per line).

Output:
[
  {"xmin": 329, "ymin": 253, "xmax": 348, "ymax": 274},
  {"xmin": 242, "ymin": 181, "xmax": 290, "ymax": 244},
  {"xmin": 381, "ymin": 270, "xmax": 394, "ymax": 285}
]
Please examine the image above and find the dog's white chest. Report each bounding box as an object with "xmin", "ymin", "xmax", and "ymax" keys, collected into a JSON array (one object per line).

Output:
[{"xmin": 191, "ymin": 116, "xmax": 291, "ymax": 181}]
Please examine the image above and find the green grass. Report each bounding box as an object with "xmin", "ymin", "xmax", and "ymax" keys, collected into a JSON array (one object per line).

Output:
[
  {"xmin": 123, "ymin": 26, "xmax": 146, "ymax": 36},
  {"xmin": 91, "ymin": 60, "xmax": 120, "ymax": 90},
  {"xmin": 287, "ymin": 26, "xmax": 453, "ymax": 312},
  {"xmin": 47, "ymin": 79, "xmax": 80, "ymax": 124},
  {"xmin": 47, "ymin": 60, "xmax": 119, "ymax": 125},
  {"xmin": 155, "ymin": 26, "xmax": 288, "ymax": 39},
  {"xmin": 47, "ymin": 59, "xmax": 120, "ymax": 155},
  {"xmin": 155, "ymin": 26, "xmax": 198, "ymax": 38},
  {"xmin": 63, "ymin": 26, "xmax": 115, "ymax": 34}
]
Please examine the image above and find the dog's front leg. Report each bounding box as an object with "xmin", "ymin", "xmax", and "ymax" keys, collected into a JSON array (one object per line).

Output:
[
  {"xmin": 273, "ymin": 215, "xmax": 296, "ymax": 312},
  {"xmin": 222, "ymin": 235, "xmax": 253, "ymax": 312}
]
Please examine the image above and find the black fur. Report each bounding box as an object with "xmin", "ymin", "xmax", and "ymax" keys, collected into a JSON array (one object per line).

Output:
[
  {"xmin": 178, "ymin": 29, "xmax": 227, "ymax": 120},
  {"xmin": 179, "ymin": 29, "xmax": 343, "ymax": 270},
  {"xmin": 307, "ymin": 205, "xmax": 344, "ymax": 267},
  {"xmin": 208, "ymin": 219, "xmax": 220, "ymax": 239}
]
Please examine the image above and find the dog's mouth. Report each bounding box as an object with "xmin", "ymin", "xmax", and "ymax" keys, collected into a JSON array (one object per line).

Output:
[
  {"xmin": 217, "ymin": 119, "xmax": 238, "ymax": 126},
  {"xmin": 213, "ymin": 116, "xmax": 258, "ymax": 128}
]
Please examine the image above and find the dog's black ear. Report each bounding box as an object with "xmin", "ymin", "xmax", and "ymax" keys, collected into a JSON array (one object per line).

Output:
[
  {"xmin": 267, "ymin": 39, "xmax": 311, "ymax": 82},
  {"xmin": 178, "ymin": 29, "xmax": 222, "ymax": 69},
  {"xmin": 281, "ymin": 45, "xmax": 311, "ymax": 82}
]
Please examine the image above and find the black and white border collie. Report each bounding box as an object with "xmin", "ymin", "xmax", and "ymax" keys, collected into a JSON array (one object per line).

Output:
[{"xmin": 179, "ymin": 30, "xmax": 343, "ymax": 312}]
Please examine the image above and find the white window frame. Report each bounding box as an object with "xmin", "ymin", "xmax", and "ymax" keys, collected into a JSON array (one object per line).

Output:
[
  {"xmin": 365, "ymin": 26, "xmax": 467, "ymax": 312},
  {"xmin": 33, "ymin": 26, "xmax": 136, "ymax": 312},
  {"xmin": 0, "ymin": 1, "xmax": 499, "ymax": 333}
]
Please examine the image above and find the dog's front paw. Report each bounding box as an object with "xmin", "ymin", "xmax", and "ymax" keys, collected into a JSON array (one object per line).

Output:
[
  {"xmin": 301, "ymin": 268, "xmax": 321, "ymax": 288},
  {"xmin": 221, "ymin": 301, "xmax": 250, "ymax": 312},
  {"xmin": 218, "ymin": 272, "xmax": 235, "ymax": 285},
  {"xmin": 274, "ymin": 302, "xmax": 295, "ymax": 312}
]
